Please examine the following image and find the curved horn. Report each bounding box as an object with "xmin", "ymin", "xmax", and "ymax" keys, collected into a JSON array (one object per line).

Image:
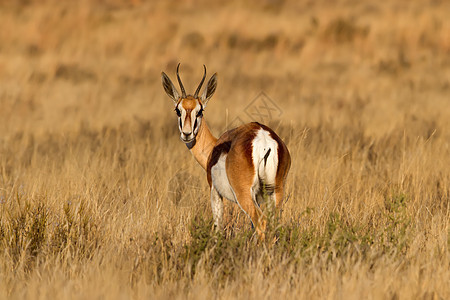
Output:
[
  {"xmin": 194, "ymin": 65, "xmax": 207, "ymax": 98},
  {"xmin": 176, "ymin": 63, "xmax": 186, "ymax": 98}
]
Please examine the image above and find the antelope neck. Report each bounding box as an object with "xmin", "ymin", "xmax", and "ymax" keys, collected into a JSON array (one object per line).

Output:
[{"xmin": 186, "ymin": 117, "xmax": 217, "ymax": 170}]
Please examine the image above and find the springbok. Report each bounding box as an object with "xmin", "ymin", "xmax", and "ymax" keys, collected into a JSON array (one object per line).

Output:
[{"xmin": 161, "ymin": 64, "xmax": 291, "ymax": 237}]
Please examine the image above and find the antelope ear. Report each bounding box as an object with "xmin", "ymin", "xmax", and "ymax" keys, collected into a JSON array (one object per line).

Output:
[
  {"xmin": 161, "ymin": 72, "xmax": 180, "ymax": 104},
  {"xmin": 201, "ymin": 73, "xmax": 217, "ymax": 107}
]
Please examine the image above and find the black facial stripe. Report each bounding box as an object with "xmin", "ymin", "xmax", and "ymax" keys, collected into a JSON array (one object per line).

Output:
[
  {"xmin": 179, "ymin": 118, "xmax": 182, "ymax": 128},
  {"xmin": 194, "ymin": 117, "xmax": 198, "ymax": 131},
  {"xmin": 175, "ymin": 107, "xmax": 181, "ymax": 117}
]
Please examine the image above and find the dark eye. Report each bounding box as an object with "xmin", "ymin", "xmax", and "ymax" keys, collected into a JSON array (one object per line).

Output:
[
  {"xmin": 175, "ymin": 108, "xmax": 181, "ymax": 117},
  {"xmin": 196, "ymin": 108, "xmax": 203, "ymax": 118}
]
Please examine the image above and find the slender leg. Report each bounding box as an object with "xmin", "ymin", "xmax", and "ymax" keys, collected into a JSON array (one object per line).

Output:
[
  {"xmin": 274, "ymin": 183, "xmax": 285, "ymax": 209},
  {"xmin": 210, "ymin": 186, "xmax": 223, "ymax": 231},
  {"xmin": 232, "ymin": 187, "xmax": 266, "ymax": 239},
  {"xmin": 225, "ymin": 147, "xmax": 267, "ymax": 239},
  {"xmin": 255, "ymin": 192, "xmax": 265, "ymax": 209}
]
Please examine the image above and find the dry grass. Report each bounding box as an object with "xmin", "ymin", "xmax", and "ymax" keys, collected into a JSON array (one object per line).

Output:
[{"xmin": 0, "ymin": 0, "xmax": 449, "ymax": 299}]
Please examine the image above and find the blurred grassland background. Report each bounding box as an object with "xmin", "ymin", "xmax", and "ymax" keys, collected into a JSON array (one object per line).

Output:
[{"xmin": 0, "ymin": 0, "xmax": 449, "ymax": 299}]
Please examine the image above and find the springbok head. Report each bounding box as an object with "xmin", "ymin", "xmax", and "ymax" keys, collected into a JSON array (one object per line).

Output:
[{"xmin": 161, "ymin": 64, "xmax": 217, "ymax": 143}]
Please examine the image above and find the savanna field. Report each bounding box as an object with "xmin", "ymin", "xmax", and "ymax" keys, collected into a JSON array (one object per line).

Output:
[{"xmin": 0, "ymin": 0, "xmax": 449, "ymax": 299}]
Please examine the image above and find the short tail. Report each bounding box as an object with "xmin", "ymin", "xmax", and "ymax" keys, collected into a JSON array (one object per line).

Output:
[
  {"xmin": 251, "ymin": 128, "xmax": 280, "ymax": 196},
  {"xmin": 257, "ymin": 147, "xmax": 278, "ymax": 195},
  {"xmin": 263, "ymin": 148, "xmax": 271, "ymax": 167}
]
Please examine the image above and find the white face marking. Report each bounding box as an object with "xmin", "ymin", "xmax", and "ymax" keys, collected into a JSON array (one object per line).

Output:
[{"xmin": 176, "ymin": 99, "xmax": 203, "ymax": 143}]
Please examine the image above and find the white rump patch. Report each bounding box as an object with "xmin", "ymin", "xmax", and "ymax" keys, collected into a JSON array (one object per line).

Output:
[{"xmin": 251, "ymin": 128, "xmax": 279, "ymax": 189}]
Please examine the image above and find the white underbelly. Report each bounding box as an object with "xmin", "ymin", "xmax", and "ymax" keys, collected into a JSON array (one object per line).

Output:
[{"xmin": 210, "ymin": 154, "xmax": 237, "ymax": 202}]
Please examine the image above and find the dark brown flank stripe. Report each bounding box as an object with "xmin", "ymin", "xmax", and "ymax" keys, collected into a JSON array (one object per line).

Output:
[
  {"xmin": 206, "ymin": 122, "xmax": 264, "ymax": 187},
  {"xmin": 207, "ymin": 140, "xmax": 232, "ymax": 186},
  {"xmin": 206, "ymin": 121, "xmax": 290, "ymax": 194}
]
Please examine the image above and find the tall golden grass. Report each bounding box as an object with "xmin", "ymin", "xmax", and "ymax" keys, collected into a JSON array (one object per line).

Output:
[{"xmin": 0, "ymin": 0, "xmax": 449, "ymax": 299}]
